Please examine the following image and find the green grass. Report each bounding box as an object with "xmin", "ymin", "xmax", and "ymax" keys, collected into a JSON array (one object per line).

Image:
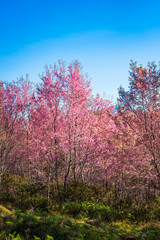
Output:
[
  {"xmin": 0, "ymin": 202, "xmax": 160, "ymax": 240},
  {"xmin": 0, "ymin": 176, "xmax": 160, "ymax": 239}
]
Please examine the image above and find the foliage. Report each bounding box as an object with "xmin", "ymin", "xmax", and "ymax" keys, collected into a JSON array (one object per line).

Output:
[{"xmin": 0, "ymin": 200, "xmax": 160, "ymax": 240}]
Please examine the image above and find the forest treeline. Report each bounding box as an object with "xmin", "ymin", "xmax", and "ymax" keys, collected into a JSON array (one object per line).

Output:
[{"xmin": 0, "ymin": 60, "xmax": 160, "ymax": 202}]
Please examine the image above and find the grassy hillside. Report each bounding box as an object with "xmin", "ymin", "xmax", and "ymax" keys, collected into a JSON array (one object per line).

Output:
[{"xmin": 0, "ymin": 175, "xmax": 160, "ymax": 239}]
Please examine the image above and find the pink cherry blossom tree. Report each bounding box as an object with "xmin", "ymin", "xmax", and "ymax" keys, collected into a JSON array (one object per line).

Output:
[{"xmin": 118, "ymin": 61, "xmax": 160, "ymax": 192}]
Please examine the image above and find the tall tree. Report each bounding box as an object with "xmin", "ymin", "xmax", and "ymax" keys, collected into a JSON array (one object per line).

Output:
[
  {"xmin": 28, "ymin": 61, "xmax": 115, "ymax": 192},
  {"xmin": 0, "ymin": 78, "xmax": 31, "ymax": 185},
  {"xmin": 118, "ymin": 61, "xmax": 160, "ymax": 184}
]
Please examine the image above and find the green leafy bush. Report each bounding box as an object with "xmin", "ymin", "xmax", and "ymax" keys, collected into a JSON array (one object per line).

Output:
[
  {"xmin": 32, "ymin": 195, "xmax": 48, "ymax": 211},
  {"xmin": 81, "ymin": 202, "xmax": 112, "ymax": 221},
  {"xmin": 9, "ymin": 232, "xmax": 22, "ymax": 240},
  {"xmin": 61, "ymin": 201, "xmax": 113, "ymax": 221},
  {"xmin": 61, "ymin": 202, "xmax": 82, "ymax": 217}
]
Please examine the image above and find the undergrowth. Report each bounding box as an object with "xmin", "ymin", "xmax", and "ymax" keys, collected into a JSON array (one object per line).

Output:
[{"xmin": 0, "ymin": 175, "xmax": 160, "ymax": 239}]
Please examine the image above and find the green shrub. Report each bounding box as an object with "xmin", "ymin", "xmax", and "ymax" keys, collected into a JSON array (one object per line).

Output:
[
  {"xmin": 9, "ymin": 232, "xmax": 22, "ymax": 240},
  {"xmin": 129, "ymin": 200, "xmax": 160, "ymax": 222},
  {"xmin": 45, "ymin": 235, "xmax": 55, "ymax": 240},
  {"xmin": 32, "ymin": 195, "xmax": 48, "ymax": 211},
  {"xmin": 81, "ymin": 202, "xmax": 112, "ymax": 221},
  {"xmin": 61, "ymin": 201, "xmax": 113, "ymax": 221},
  {"xmin": 145, "ymin": 229, "xmax": 160, "ymax": 240},
  {"xmin": 63, "ymin": 181, "xmax": 94, "ymax": 202},
  {"xmin": 61, "ymin": 202, "xmax": 82, "ymax": 217}
]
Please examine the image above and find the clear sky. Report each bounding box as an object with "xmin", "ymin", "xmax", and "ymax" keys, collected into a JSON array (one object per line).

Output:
[{"xmin": 1, "ymin": 0, "xmax": 160, "ymax": 102}]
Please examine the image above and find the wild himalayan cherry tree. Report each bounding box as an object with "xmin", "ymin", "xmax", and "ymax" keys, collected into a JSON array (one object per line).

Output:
[
  {"xmin": 118, "ymin": 61, "xmax": 160, "ymax": 187},
  {"xmin": 85, "ymin": 93, "xmax": 116, "ymax": 183},
  {"xmin": 113, "ymin": 114, "xmax": 153, "ymax": 199},
  {"xmin": 0, "ymin": 78, "xmax": 32, "ymax": 186},
  {"xmin": 60, "ymin": 63, "xmax": 116, "ymax": 187},
  {"xmin": 28, "ymin": 61, "xmax": 115, "ymax": 191},
  {"xmin": 27, "ymin": 62, "xmax": 66, "ymax": 189}
]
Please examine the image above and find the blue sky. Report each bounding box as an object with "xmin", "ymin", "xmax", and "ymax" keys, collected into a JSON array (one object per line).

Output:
[{"xmin": 1, "ymin": 0, "xmax": 160, "ymax": 102}]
